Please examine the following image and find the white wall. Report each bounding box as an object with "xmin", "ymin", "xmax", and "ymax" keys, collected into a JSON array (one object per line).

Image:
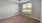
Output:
[
  {"xmin": 32, "ymin": 0, "xmax": 41, "ymax": 19},
  {"xmin": 19, "ymin": 0, "xmax": 41, "ymax": 20},
  {"xmin": 0, "ymin": 0, "xmax": 19, "ymax": 19},
  {"xmin": 41, "ymin": 0, "xmax": 42, "ymax": 23}
]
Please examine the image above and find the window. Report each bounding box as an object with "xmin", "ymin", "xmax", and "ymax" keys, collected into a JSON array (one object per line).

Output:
[{"xmin": 23, "ymin": 3, "xmax": 32, "ymax": 14}]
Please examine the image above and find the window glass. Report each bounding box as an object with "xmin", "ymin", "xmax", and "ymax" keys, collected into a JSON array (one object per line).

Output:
[{"xmin": 23, "ymin": 3, "xmax": 32, "ymax": 14}]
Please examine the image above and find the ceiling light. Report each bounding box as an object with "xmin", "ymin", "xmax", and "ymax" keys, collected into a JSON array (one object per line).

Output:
[{"xmin": 18, "ymin": 0, "xmax": 21, "ymax": 1}]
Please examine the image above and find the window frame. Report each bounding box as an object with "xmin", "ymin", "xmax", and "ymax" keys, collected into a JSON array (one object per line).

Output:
[
  {"xmin": 19, "ymin": 1, "xmax": 32, "ymax": 15},
  {"xmin": 22, "ymin": 2, "xmax": 32, "ymax": 14}
]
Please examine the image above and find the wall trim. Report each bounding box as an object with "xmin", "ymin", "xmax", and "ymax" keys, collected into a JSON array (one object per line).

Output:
[
  {"xmin": 21, "ymin": 14, "xmax": 40, "ymax": 20},
  {"xmin": 0, "ymin": 14, "xmax": 18, "ymax": 20},
  {"xmin": 0, "ymin": 13, "xmax": 40, "ymax": 20},
  {"xmin": 0, "ymin": 15, "xmax": 14, "ymax": 19},
  {"xmin": 25, "ymin": 15, "xmax": 40, "ymax": 20}
]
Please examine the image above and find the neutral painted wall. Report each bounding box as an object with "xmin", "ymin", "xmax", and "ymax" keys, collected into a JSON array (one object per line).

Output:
[
  {"xmin": 19, "ymin": 0, "xmax": 41, "ymax": 19},
  {"xmin": 32, "ymin": 0, "xmax": 41, "ymax": 19},
  {"xmin": 41, "ymin": 0, "xmax": 42, "ymax": 23},
  {"xmin": 0, "ymin": 0, "xmax": 19, "ymax": 19}
]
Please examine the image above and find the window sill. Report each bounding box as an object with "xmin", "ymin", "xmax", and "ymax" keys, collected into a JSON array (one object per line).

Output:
[{"xmin": 21, "ymin": 12, "xmax": 32, "ymax": 16}]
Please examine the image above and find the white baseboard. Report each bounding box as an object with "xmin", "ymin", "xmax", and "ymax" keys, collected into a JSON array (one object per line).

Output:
[
  {"xmin": 0, "ymin": 14, "xmax": 18, "ymax": 20},
  {"xmin": 21, "ymin": 14, "xmax": 40, "ymax": 20},
  {"xmin": 0, "ymin": 14, "xmax": 40, "ymax": 20},
  {"xmin": 0, "ymin": 15, "xmax": 14, "ymax": 19},
  {"xmin": 26, "ymin": 15, "xmax": 40, "ymax": 20}
]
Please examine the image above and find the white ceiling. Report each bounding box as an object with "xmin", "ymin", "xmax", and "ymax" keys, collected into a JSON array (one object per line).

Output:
[{"xmin": 7, "ymin": 0, "xmax": 30, "ymax": 4}]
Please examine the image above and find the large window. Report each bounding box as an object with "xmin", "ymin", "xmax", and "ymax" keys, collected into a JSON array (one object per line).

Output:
[{"xmin": 23, "ymin": 3, "xmax": 32, "ymax": 14}]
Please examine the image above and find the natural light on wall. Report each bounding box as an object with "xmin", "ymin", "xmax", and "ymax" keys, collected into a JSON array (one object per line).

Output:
[{"xmin": 23, "ymin": 3, "xmax": 32, "ymax": 14}]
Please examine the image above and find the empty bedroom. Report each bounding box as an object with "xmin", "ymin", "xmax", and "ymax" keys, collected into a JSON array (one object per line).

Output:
[{"xmin": 0, "ymin": 0, "xmax": 41, "ymax": 23}]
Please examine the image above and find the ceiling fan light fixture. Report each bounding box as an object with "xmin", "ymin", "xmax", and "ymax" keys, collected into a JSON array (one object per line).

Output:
[{"xmin": 18, "ymin": 0, "xmax": 21, "ymax": 1}]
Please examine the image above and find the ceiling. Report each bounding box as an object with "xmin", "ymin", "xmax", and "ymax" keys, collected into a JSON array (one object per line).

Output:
[{"xmin": 7, "ymin": 0, "xmax": 31, "ymax": 4}]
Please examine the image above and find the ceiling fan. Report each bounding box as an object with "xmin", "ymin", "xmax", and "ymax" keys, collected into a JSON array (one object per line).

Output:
[
  {"xmin": 17, "ymin": 0, "xmax": 22, "ymax": 4},
  {"xmin": 17, "ymin": 0, "xmax": 29, "ymax": 4},
  {"xmin": 17, "ymin": 0, "xmax": 25, "ymax": 4},
  {"xmin": 17, "ymin": 0, "xmax": 21, "ymax": 1},
  {"xmin": 17, "ymin": 0, "xmax": 29, "ymax": 1}
]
